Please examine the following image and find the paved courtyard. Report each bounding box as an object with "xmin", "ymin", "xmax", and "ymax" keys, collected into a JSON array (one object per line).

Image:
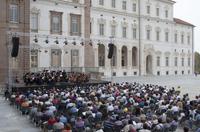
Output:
[
  {"xmin": 0, "ymin": 97, "xmax": 39, "ymax": 132},
  {"xmin": 0, "ymin": 75, "xmax": 200, "ymax": 132},
  {"xmin": 104, "ymin": 75, "xmax": 200, "ymax": 99}
]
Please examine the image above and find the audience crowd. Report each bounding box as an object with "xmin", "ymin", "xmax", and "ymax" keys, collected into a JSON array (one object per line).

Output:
[
  {"xmin": 23, "ymin": 70, "xmax": 90, "ymax": 85},
  {"xmin": 8, "ymin": 82, "xmax": 200, "ymax": 132}
]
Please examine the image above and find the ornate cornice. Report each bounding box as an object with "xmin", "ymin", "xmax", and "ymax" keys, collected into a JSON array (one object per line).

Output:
[
  {"xmin": 91, "ymin": 7, "xmax": 138, "ymax": 18},
  {"xmin": 40, "ymin": 0, "xmax": 86, "ymax": 7}
]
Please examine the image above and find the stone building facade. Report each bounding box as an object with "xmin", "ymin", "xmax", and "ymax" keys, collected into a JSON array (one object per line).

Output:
[
  {"xmin": 0, "ymin": 0, "xmax": 30, "ymax": 87},
  {"xmin": 28, "ymin": 0, "xmax": 194, "ymax": 77},
  {"xmin": 0, "ymin": 0, "xmax": 195, "ymax": 86}
]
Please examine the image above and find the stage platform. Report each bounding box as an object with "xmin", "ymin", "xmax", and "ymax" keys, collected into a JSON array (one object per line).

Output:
[{"xmin": 11, "ymin": 80, "xmax": 110, "ymax": 93}]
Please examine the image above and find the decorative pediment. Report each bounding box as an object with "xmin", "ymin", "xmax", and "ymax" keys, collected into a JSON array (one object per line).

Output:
[
  {"xmin": 180, "ymin": 52, "xmax": 186, "ymax": 56},
  {"xmin": 97, "ymin": 18, "xmax": 106, "ymax": 24},
  {"xmin": 164, "ymin": 28, "xmax": 169, "ymax": 32},
  {"xmin": 132, "ymin": 23, "xmax": 138, "ymax": 28},
  {"xmin": 155, "ymin": 51, "xmax": 162, "ymax": 55},
  {"xmin": 121, "ymin": 21, "xmax": 128, "ymax": 27},
  {"xmin": 31, "ymin": 7, "xmax": 40, "ymax": 14},
  {"xmin": 155, "ymin": 27, "xmax": 161, "ymax": 32},
  {"xmin": 110, "ymin": 20, "xmax": 117, "ymax": 26},
  {"xmin": 50, "ymin": 45, "xmax": 61, "ymax": 50},
  {"xmin": 173, "ymin": 52, "xmax": 179, "ymax": 56},
  {"xmin": 164, "ymin": 51, "xmax": 171, "ymax": 56},
  {"xmin": 145, "ymin": 25, "xmax": 152, "ymax": 30},
  {"xmin": 144, "ymin": 45, "xmax": 154, "ymax": 54},
  {"xmin": 30, "ymin": 44, "xmax": 42, "ymax": 49}
]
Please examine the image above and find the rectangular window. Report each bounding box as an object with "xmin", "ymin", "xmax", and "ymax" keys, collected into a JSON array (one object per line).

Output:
[
  {"xmin": 51, "ymin": 49, "xmax": 61, "ymax": 67},
  {"xmin": 99, "ymin": 23, "xmax": 104, "ymax": 36},
  {"xmin": 111, "ymin": 0, "xmax": 116, "ymax": 8},
  {"xmin": 182, "ymin": 57, "xmax": 184, "ymax": 66},
  {"xmin": 99, "ymin": 0, "xmax": 104, "ymax": 5},
  {"xmin": 181, "ymin": 34, "xmax": 184, "ymax": 44},
  {"xmin": 122, "ymin": 27, "xmax": 127, "ymax": 38},
  {"xmin": 133, "ymin": 28, "xmax": 137, "ymax": 39},
  {"xmin": 10, "ymin": 4, "xmax": 18, "ymax": 23},
  {"xmin": 187, "ymin": 35, "xmax": 190, "ymax": 44},
  {"xmin": 30, "ymin": 50, "xmax": 38, "ymax": 68},
  {"xmin": 50, "ymin": 11, "xmax": 62, "ymax": 34},
  {"xmin": 165, "ymin": 10, "xmax": 168, "ymax": 18},
  {"xmin": 70, "ymin": 14, "xmax": 81, "ymax": 36},
  {"xmin": 175, "ymin": 33, "xmax": 178, "ymax": 43},
  {"xmin": 71, "ymin": 50, "xmax": 79, "ymax": 67},
  {"xmin": 157, "ymin": 56, "xmax": 160, "ymax": 67},
  {"xmin": 122, "ymin": 1, "xmax": 127, "ymax": 10},
  {"xmin": 147, "ymin": 5, "xmax": 150, "ymax": 14},
  {"xmin": 166, "ymin": 57, "xmax": 169, "ymax": 67},
  {"xmin": 111, "ymin": 25, "xmax": 116, "ymax": 37},
  {"xmin": 147, "ymin": 29, "xmax": 151, "ymax": 40},
  {"xmin": 175, "ymin": 57, "xmax": 178, "ymax": 67},
  {"xmin": 165, "ymin": 32, "xmax": 169, "ymax": 42},
  {"xmin": 132, "ymin": 3, "xmax": 137, "ymax": 12},
  {"xmin": 156, "ymin": 8, "xmax": 159, "ymax": 16},
  {"xmin": 156, "ymin": 31, "xmax": 160, "ymax": 41},
  {"xmin": 31, "ymin": 13, "xmax": 38, "ymax": 32}
]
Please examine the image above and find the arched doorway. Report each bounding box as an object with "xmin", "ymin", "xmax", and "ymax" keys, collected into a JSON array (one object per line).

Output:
[
  {"xmin": 132, "ymin": 47, "xmax": 137, "ymax": 66},
  {"xmin": 121, "ymin": 46, "xmax": 128, "ymax": 67},
  {"xmin": 111, "ymin": 45, "xmax": 117, "ymax": 66},
  {"xmin": 98, "ymin": 44, "xmax": 105, "ymax": 67},
  {"xmin": 146, "ymin": 55, "xmax": 152, "ymax": 74}
]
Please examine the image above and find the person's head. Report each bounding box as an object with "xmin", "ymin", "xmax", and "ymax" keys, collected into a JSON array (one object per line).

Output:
[
  {"xmin": 183, "ymin": 127, "xmax": 189, "ymax": 132},
  {"xmin": 143, "ymin": 123, "xmax": 149, "ymax": 129}
]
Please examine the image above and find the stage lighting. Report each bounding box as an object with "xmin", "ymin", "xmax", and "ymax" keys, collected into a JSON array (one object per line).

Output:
[
  {"xmin": 72, "ymin": 38, "xmax": 76, "ymax": 45},
  {"xmin": 55, "ymin": 37, "xmax": 59, "ymax": 44},
  {"xmin": 89, "ymin": 40, "xmax": 93, "ymax": 46},
  {"xmin": 80, "ymin": 39, "xmax": 84, "ymax": 46},
  {"xmin": 45, "ymin": 36, "xmax": 49, "ymax": 44},
  {"xmin": 64, "ymin": 38, "xmax": 68, "ymax": 45},
  {"xmin": 33, "ymin": 35, "xmax": 38, "ymax": 43}
]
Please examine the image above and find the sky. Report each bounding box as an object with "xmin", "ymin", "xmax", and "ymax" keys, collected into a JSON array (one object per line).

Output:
[{"xmin": 173, "ymin": 0, "xmax": 200, "ymax": 53}]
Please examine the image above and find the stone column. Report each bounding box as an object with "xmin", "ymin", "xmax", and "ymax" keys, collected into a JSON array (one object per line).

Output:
[
  {"xmin": 117, "ymin": 48, "xmax": 122, "ymax": 69},
  {"xmin": 84, "ymin": 0, "xmax": 95, "ymax": 68},
  {"xmin": 105, "ymin": 47, "xmax": 111, "ymax": 69},
  {"xmin": 128, "ymin": 49, "xmax": 132, "ymax": 69},
  {"xmin": 94, "ymin": 47, "xmax": 98, "ymax": 67}
]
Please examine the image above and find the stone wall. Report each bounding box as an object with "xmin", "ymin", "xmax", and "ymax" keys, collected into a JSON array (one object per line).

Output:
[{"xmin": 0, "ymin": 0, "xmax": 30, "ymax": 87}]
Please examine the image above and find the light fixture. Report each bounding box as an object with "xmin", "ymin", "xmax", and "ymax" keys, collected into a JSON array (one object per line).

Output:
[
  {"xmin": 97, "ymin": 40, "xmax": 101, "ymax": 46},
  {"xmin": 55, "ymin": 37, "xmax": 59, "ymax": 44},
  {"xmin": 64, "ymin": 38, "xmax": 68, "ymax": 45},
  {"xmin": 33, "ymin": 35, "xmax": 38, "ymax": 43},
  {"xmin": 89, "ymin": 39, "xmax": 93, "ymax": 46},
  {"xmin": 80, "ymin": 39, "xmax": 84, "ymax": 46},
  {"xmin": 45, "ymin": 36, "xmax": 49, "ymax": 44},
  {"xmin": 72, "ymin": 38, "xmax": 76, "ymax": 45}
]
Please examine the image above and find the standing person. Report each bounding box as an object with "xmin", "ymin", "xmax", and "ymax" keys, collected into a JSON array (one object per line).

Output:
[{"xmin": 4, "ymin": 88, "xmax": 10, "ymax": 100}]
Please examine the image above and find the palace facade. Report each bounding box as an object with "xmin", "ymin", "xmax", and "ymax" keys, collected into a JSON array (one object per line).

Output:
[{"xmin": 0, "ymin": 0, "xmax": 195, "ymax": 87}]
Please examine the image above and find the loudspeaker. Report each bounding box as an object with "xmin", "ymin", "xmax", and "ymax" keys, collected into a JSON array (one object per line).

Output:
[
  {"xmin": 11, "ymin": 37, "xmax": 19, "ymax": 57},
  {"xmin": 108, "ymin": 43, "xmax": 114, "ymax": 59}
]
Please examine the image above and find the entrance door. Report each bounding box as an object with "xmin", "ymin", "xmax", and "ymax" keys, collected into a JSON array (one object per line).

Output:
[
  {"xmin": 146, "ymin": 55, "xmax": 152, "ymax": 75},
  {"xmin": 71, "ymin": 49, "xmax": 79, "ymax": 67}
]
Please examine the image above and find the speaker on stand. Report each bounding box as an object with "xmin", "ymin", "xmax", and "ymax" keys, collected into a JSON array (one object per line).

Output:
[
  {"xmin": 108, "ymin": 43, "xmax": 114, "ymax": 59},
  {"xmin": 11, "ymin": 37, "xmax": 19, "ymax": 57}
]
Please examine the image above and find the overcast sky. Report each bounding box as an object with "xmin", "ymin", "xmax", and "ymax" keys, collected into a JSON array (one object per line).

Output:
[{"xmin": 174, "ymin": 0, "xmax": 200, "ymax": 53}]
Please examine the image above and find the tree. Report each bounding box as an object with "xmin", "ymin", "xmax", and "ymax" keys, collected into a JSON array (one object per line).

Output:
[{"xmin": 195, "ymin": 52, "xmax": 200, "ymax": 73}]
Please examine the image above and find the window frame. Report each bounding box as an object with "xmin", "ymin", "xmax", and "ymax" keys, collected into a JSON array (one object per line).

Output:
[
  {"xmin": 9, "ymin": 4, "xmax": 19, "ymax": 23},
  {"xmin": 70, "ymin": 14, "xmax": 81, "ymax": 36},
  {"xmin": 50, "ymin": 11, "xmax": 63, "ymax": 35}
]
